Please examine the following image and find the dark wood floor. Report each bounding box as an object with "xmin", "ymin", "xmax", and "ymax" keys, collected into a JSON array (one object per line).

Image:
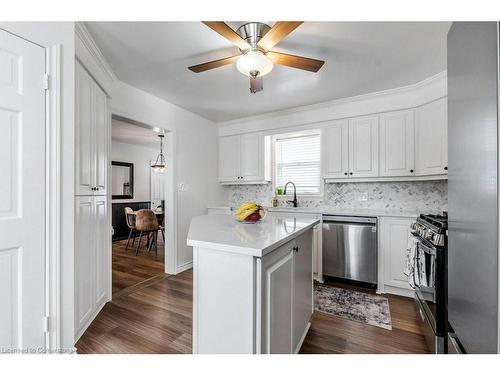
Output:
[
  {"xmin": 299, "ymin": 280, "xmax": 430, "ymax": 354},
  {"xmin": 112, "ymin": 234, "xmax": 165, "ymax": 297},
  {"xmin": 76, "ymin": 249, "xmax": 429, "ymax": 354}
]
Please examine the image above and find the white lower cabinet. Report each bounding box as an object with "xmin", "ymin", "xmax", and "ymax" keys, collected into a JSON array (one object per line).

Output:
[
  {"xmin": 260, "ymin": 229, "xmax": 313, "ymax": 353},
  {"xmin": 378, "ymin": 216, "xmax": 415, "ymax": 296},
  {"xmin": 75, "ymin": 195, "xmax": 110, "ymax": 340},
  {"xmin": 192, "ymin": 228, "xmax": 314, "ymax": 353}
]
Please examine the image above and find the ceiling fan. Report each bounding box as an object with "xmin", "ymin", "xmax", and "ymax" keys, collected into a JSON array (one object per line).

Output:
[{"xmin": 188, "ymin": 21, "xmax": 325, "ymax": 93}]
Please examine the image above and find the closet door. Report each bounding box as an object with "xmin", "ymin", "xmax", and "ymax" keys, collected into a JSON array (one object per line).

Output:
[
  {"xmin": 75, "ymin": 63, "xmax": 95, "ymax": 195},
  {"xmin": 348, "ymin": 115, "xmax": 379, "ymax": 178},
  {"xmin": 93, "ymin": 86, "xmax": 108, "ymax": 195},
  {"xmin": 94, "ymin": 196, "xmax": 108, "ymax": 307},
  {"xmin": 75, "ymin": 196, "xmax": 94, "ymax": 337}
]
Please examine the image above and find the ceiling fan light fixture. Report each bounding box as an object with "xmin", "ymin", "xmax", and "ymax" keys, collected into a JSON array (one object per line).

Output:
[{"xmin": 236, "ymin": 50, "xmax": 273, "ymax": 77}]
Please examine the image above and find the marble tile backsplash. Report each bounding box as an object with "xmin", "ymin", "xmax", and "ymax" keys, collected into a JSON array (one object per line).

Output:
[{"xmin": 226, "ymin": 180, "xmax": 448, "ymax": 213}]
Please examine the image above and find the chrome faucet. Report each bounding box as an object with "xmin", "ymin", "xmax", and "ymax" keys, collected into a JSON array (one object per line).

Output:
[{"xmin": 283, "ymin": 181, "xmax": 298, "ymax": 208}]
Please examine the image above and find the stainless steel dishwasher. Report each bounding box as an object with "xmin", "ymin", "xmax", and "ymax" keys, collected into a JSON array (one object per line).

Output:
[{"xmin": 322, "ymin": 216, "xmax": 378, "ymax": 286}]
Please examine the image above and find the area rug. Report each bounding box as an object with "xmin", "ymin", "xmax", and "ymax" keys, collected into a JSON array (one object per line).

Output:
[{"xmin": 314, "ymin": 283, "xmax": 392, "ymax": 330}]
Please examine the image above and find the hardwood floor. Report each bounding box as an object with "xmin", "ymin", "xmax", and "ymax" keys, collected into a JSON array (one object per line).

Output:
[
  {"xmin": 300, "ymin": 279, "xmax": 430, "ymax": 354},
  {"xmin": 77, "ymin": 254, "xmax": 429, "ymax": 354},
  {"xmin": 112, "ymin": 234, "xmax": 165, "ymax": 297},
  {"xmin": 76, "ymin": 269, "xmax": 193, "ymax": 354}
]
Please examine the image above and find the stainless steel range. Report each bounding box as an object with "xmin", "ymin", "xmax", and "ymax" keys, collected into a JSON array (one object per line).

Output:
[{"xmin": 409, "ymin": 213, "xmax": 448, "ymax": 354}]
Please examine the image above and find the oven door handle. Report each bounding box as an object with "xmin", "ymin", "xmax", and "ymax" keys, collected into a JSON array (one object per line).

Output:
[{"xmin": 410, "ymin": 232, "xmax": 437, "ymax": 255}]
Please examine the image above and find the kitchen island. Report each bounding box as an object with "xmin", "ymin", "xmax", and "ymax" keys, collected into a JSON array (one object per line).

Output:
[{"xmin": 187, "ymin": 213, "xmax": 320, "ymax": 354}]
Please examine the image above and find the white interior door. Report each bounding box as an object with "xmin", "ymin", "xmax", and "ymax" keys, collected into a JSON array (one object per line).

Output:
[
  {"xmin": 0, "ymin": 30, "xmax": 46, "ymax": 350},
  {"xmin": 74, "ymin": 196, "xmax": 94, "ymax": 338},
  {"xmin": 75, "ymin": 62, "xmax": 94, "ymax": 195},
  {"xmin": 93, "ymin": 86, "xmax": 108, "ymax": 195}
]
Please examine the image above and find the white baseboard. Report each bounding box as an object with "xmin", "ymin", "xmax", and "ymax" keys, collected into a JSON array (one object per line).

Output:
[
  {"xmin": 294, "ymin": 322, "xmax": 312, "ymax": 354},
  {"xmin": 176, "ymin": 261, "xmax": 193, "ymax": 274},
  {"xmin": 74, "ymin": 300, "xmax": 107, "ymax": 344}
]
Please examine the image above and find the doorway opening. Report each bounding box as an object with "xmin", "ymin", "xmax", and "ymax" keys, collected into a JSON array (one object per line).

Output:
[{"xmin": 110, "ymin": 115, "xmax": 169, "ymax": 298}]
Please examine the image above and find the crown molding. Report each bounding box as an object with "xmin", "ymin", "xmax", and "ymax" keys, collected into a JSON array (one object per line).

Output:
[
  {"xmin": 218, "ymin": 71, "xmax": 447, "ymax": 136},
  {"xmin": 75, "ymin": 22, "xmax": 117, "ymax": 94},
  {"xmin": 218, "ymin": 71, "xmax": 447, "ymax": 128}
]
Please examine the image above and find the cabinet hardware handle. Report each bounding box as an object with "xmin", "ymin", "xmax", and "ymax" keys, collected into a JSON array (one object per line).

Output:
[
  {"xmin": 344, "ymin": 172, "xmax": 348, "ymax": 176},
  {"xmin": 410, "ymin": 169, "xmax": 414, "ymax": 173},
  {"xmin": 349, "ymin": 172, "xmax": 353, "ymax": 175},
  {"xmin": 444, "ymin": 166, "xmax": 448, "ymax": 171}
]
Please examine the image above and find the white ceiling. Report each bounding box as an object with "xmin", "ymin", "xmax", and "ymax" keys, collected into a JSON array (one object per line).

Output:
[
  {"xmin": 112, "ymin": 118, "xmax": 164, "ymax": 148},
  {"xmin": 87, "ymin": 21, "xmax": 451, "ymax": 123}
]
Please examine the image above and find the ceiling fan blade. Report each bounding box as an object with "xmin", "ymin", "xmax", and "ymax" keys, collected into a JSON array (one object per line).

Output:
[
  {"xmin": 188, "ymin": 55, "xmax": 239, "ymax": 73},
  {"xmin": 250, "ymin": 76, "xmax": 263, "ymax": 93},
  {"xmin": 267, "ymin": 51, "xmax": 325, "ymax": 72},
  {"xmin": 257, "ymin": 21, "xmax": 303, "ymax": 51},
  {"xmin": 202, "ymin": 22, "xmax": 251, "ymax": 50}
]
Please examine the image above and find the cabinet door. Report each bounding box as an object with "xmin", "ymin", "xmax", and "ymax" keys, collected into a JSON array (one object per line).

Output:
[
  {"xmin": 75, "ymin": 63, "xmax": 95, "ymax": 195},
  {"xmin": 348, "ymin": 115, "xmax": 379, "ymax": 178},
  {"xmin": 93, "ymin": 86, "xmax": 108, "ymax": 195},
  {"xmin": 415, "ymin": 98, "xmax": 448, "ymax": 176},
  {"xmin": 94, "ymin": 196, "xmax": 108, "ymax": 307},
  {"xmin": 240, "ymin": 132, "xmax": 263, "ymax": 181},
  {"xmin": 323, "ymin": 120, "xmax": 349, "ymax": 179},
  {"xmin": 380, "ymin": 109, "xmax": 415, "ymax": 176},
  {"xmin": 293, "ymin": 230, "xmax": 313, "ymax": 353},
  {"xmin": 262, "ymin": 242, "xmax": 295, "ymax": 354},
  {"xmin": 379, "ymin": 217, "xmax": 414, "ymax": 291},
  {"xmin": 219, "ymin": 135, "xmax": 240, "ymax": 182},
  {"xmin": 75, "ymin": 196, "xmax": 94, "ymax": 335}
]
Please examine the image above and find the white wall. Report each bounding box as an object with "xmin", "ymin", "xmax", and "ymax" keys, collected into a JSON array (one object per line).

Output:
[
  {"xmin": 111, "ymin": 140, "xmax": 157, "ymax": 203},
  {"xmin": 110, "ymin": 80, "xmax": 226, "ymax": 270},
  {"xmin": 0, "ymin": 22, "xmax": 75, "ymax": 350}
]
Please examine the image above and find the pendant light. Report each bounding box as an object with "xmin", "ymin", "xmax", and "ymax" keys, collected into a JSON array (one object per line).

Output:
[{"xmin": 151, "ymin": 134, "xmax": 165, "ymax": 173}]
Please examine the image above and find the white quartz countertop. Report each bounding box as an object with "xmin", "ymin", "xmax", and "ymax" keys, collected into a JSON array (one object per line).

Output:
[
  {"xmin": 266, "ymin": 207, "xmax": 420, "ymax": 218},
  {"xmin": 208, "ymin": 206, "xmax": 420, "ymax": 218},
  {"xmin": 187, "ymin": 213, "xmax": 320, "ymax": 257}
]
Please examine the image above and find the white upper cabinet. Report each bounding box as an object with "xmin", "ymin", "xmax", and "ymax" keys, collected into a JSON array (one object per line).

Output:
[
  {"xmin": 348, "ymin": 115, "xmax": 379, "ymax": 178},
  {"xmin": 219, "ymin": 132, "xmax": 270, "ymax": 184},
  {"xmin": 415, "ymin": 97, "xmax": 448, "ymax": 176},
  {"xmin": 75, "ymin": 62, "xmax": 109, "ymax": 196},
  {"xmin": 219, "ymin": 135, "xmax": 241, "ymax": 182},
  {"xmin": 379, "ymin": 109, "xmax": 415, "ymax": 177},
  {"xmin": 322, "ymin": 119, "xmax": 349, "ymax": 179},
  {"xmin": 240, "ymin": 132, "xmax": 263, "ymax": 180}
]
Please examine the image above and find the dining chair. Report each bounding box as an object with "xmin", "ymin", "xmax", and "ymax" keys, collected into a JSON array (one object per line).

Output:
[
  {"xmin": 135, "ymin": 209, "xmax": 160, "ymax": 256},
  {"xmin": 124, "ymin": 207, "xmax": 137, "ymax": 251}
]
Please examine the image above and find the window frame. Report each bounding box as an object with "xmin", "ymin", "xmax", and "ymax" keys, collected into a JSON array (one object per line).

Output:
[{"xmin": 271, "ymin": 128, "xmax": 323, "ymax": 200}]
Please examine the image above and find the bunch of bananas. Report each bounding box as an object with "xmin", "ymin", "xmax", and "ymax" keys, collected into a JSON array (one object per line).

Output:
[{"xmin": 234, "ymin": 202, "xmax": 266, "ymax": 222}]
